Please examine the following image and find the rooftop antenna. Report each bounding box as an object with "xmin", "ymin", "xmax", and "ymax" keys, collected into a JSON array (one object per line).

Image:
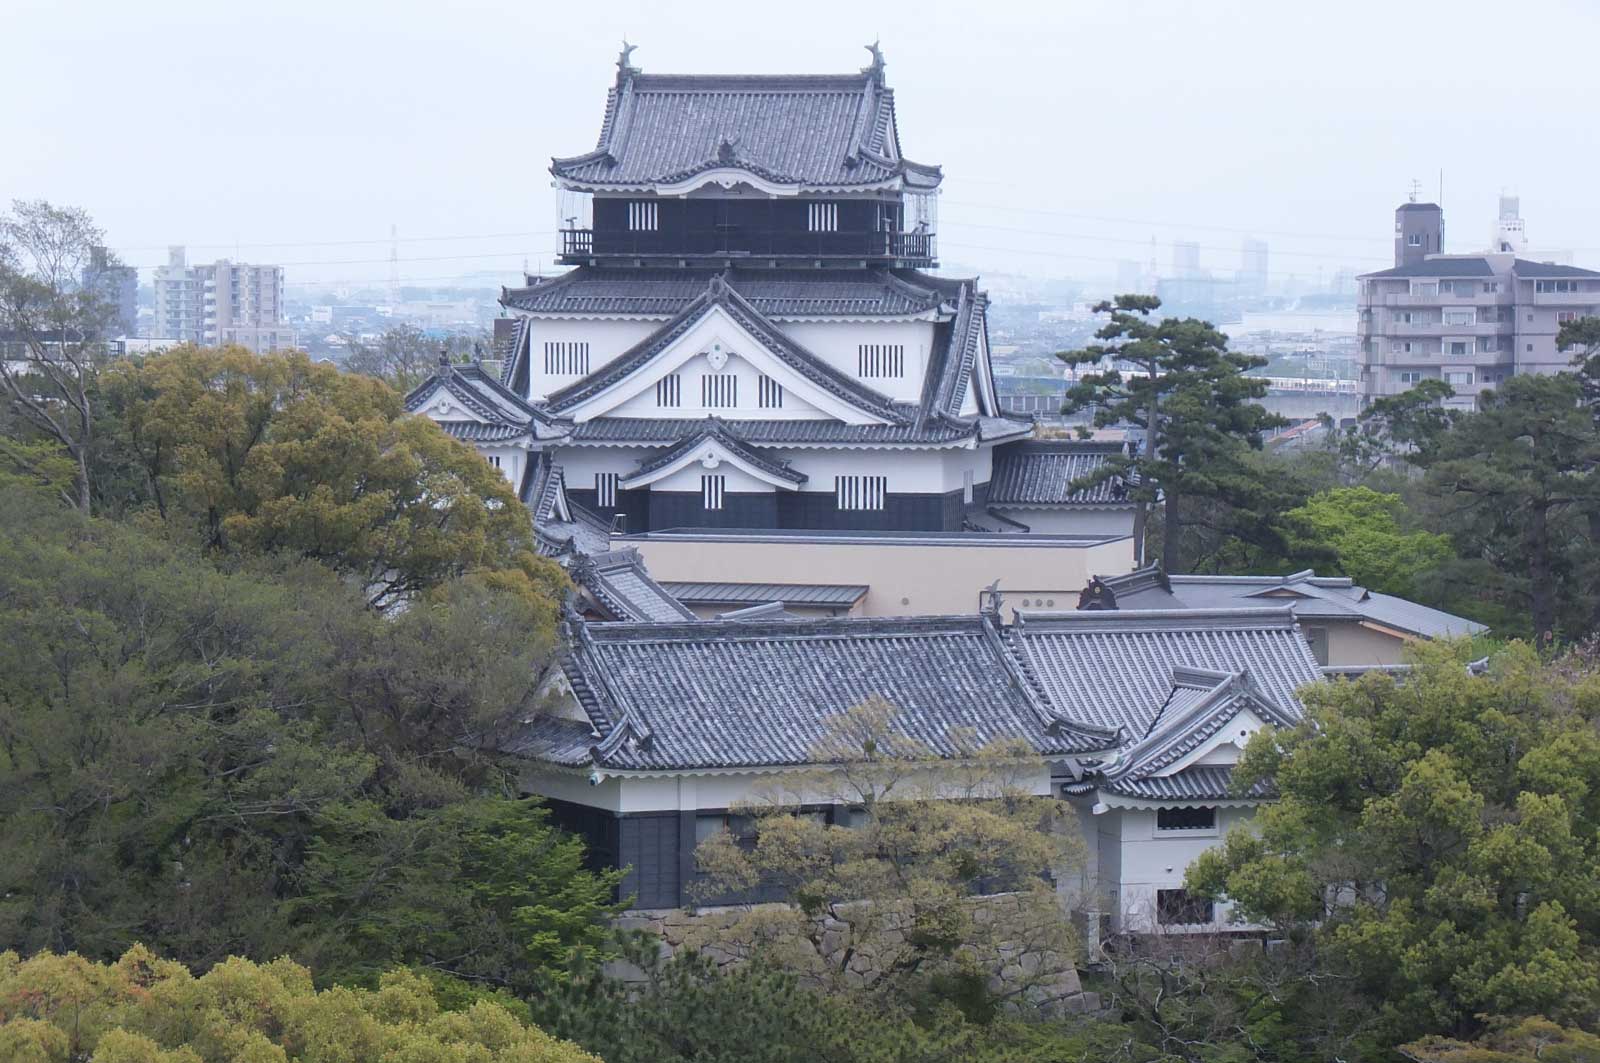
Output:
[{"xmin": 1408, "ymin": 178, "xmax": 1421, "ymax": 203}]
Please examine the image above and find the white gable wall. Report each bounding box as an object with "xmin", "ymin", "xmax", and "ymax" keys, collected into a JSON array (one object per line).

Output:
[
  {"xmin": 648, "ymin": 460, "xmax": 779, "ymax": 494},
  {"xmin": 607, "ymin": 350, "xmax": 831, "ymax": 421},
  {"xmin": 415, "ymin": 391, "xmax": 488, "ymax": 422},
  {"xmin": 1155, "ymin": 705, "xmax": 1267, "ymax": 777},
  {"xmin": 1094, "ymin": 804, "xmax": 1256, "ymax": 932},
  {"xmin": 522, "ymin": 316, "xmax": 661, "ymax": 402},
  {"xmin": 782, "ymin": 319, "xmax": 937, "ymax": 405}
]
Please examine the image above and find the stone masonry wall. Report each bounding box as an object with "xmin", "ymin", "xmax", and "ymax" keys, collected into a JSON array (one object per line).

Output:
[{"xmin": 614, "ymin": 893, "xmax": 1100, "ymax": 1015}]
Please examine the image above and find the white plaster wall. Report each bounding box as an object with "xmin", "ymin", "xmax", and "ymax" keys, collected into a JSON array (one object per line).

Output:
[
  {"xmin": 477, "ymin": 444, "xmax": 527, "ymax": 488},
  {"xmin": 939, "ymin": 448, "xmax": 993, "ymax": 493},
  {"xmin": 649, "ymin": 460, "xmax": 777, "ymax": 494},
  {"xmin": 607, "ymin": 350, "xmax": 830, "ymax": 421},
  {"xmin": 782, "ymin": 319, "xmax": 937, "ymax": 404},
  {"xmin": 523, "ymin": 317, "xmax": 660, "ymax": 401},
  {"xmin": 785, "ymin": 447, "xmax": 957, "ymax": 494},
  {"xmin": 557, "ymin": 446, "xmax": 656, "ymax": 490},
  {"xmin": 990, "ymin": 507, "xmax": 1137, "ymax": 538},
  {"xmin": 1104, "ymin": 806, "xmax": 1256, "ymax": 932}
]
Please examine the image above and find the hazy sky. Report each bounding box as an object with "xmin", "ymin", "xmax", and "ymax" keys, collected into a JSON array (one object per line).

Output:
[{"xmin": 7, "ymin": 0, "xmax": 1599, "ymax": 289}]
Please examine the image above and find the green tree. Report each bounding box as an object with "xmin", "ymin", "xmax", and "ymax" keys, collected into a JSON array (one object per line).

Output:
[
  {"xmin": 343, "ymin": 322, "xmax": 483, "ymax": 392},
  {"xmin": 1330, "ymin": 379, "xmax": 1459, "ymax": 478},
  {"xmin": 1281, "ymin": 486, "xmax": 1454, "ymax": 599},
  {"xmin": 1414, "ymin": 373, "xmax": 1600, "ymax": 647},
  {"xmin": 1056, "ymin": 296, "xmax": 1288, "ymax": 571},
  {"xmin": 1189, "ymin": 641, "xmax": 1600, "ymax": 1050},
  {"xmin": 97, "ymin": 346, "xmax": 533, "ymax": 608},
  {"xmin": 1399, "ymin": 1016, "xmax": 1600, "ymax": 1062},
  {"xmin": 0, "ymin": 494, "xmax": 602, "ymax": 986},
  {"xmin": 0, "ymin": 946, "xmax": 599, "ymax": 1062},
  {"xmin": 0, "ymin": 200, "xmax": 123, "ymax": 512},
  {"xmin": 690, "ymin": 698, "xmax": 1082, "ymax": 1014}
]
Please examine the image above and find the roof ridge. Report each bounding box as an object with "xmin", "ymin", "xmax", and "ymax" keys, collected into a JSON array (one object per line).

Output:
[{"xmin": 1016, "ymin": 606, "xmax": 1301, "ymax": 632}]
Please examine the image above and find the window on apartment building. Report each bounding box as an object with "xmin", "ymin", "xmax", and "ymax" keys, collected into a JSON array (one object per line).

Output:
[
  {"xmin": 544, "ymin": 341, "xmax": 590, "ymax": 375},
  {"xmin": 1536, "ymin": 279, "xmax": 1580, "ymax": 294},
  {"xmin": 627, "ymin": 201, "xmax": 659, "ymax": 231},
  {"xmin": 1156, "ymin": 889, "xmax": 1215, "ymax": 926},
  {"xmin": 858, "ymin": 344, "xmax": 905, "ymax": 378},
  {"xmin": 1445, "ymin": 371, "xmax": 1473, "ymax": 389},
  {"xmin": 807, "ymin": 202, "xmax": 839, "ymax": 232},
  {"xmin": 1558, "ymin": 311, "xmax": 1579, "ymax": 324},
  {"xmin": 1156, "ymin": 807, "xmax": 1216, "ymax": 831},
  {"xmin": 835, "ymin": 475, "xmax": 887, "ymax": 511},
  {"xmin": 1407, "ymin": 233, "xmax": 1422, "ymax": 246},
  {"xmin": 1391, "ymin": 341, "xmax": 1414, "ymax": 354},
  {"xmin": 1483, "ymin": 281, "xmax": 1500, "ymax": 293},
  {"xmin": 595, "ymin": 472, "xmax": 620, "ymax": 508},
  {"xmin": 1399, "ymin": 372, "xmax": 1424, "ymax": 384},
  {"xmin": 1480, "ymin": 337, "xmax": 1500, "ymax": 353},
  {"xmin": 702, "ymin": 374, "xmax": 738, "ymax": 407},
  {"xmin": 1443, "ymin": 310, "xmax": 1474, "ymax": 326},
  {"xmin": 1447, "ymin": 341, "xmax": 1470, "ymax": 356},
  {"xmin": 656, "ymin": 374, "xmax": 682, "ymax": 407},
  {"xmin": 758, "ymin": 374, "xmax": 784, "ymax": 408},
  {"xmin": 701, "ymin": 474, "xmax": 725, "ymax": 510},
  {"xmin": 1528, "ymin": 344, "xmax": 1535, "ymax": 353}
]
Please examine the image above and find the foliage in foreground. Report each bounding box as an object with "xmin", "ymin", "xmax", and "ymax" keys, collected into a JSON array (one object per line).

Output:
[
  {"xmin": 0, "ymin": 946, "xmax": 598, "ymax": 1062},
  {"xmin": 0, "ymin": 488, "xmax": 612, "ymax": 993},
  {"xmin": 1191, "ymin": 641, "xmax": 1600, "ymax": 1052}
]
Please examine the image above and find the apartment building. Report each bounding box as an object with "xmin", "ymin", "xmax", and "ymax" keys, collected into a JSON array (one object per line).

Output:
[
  {"xmin": 1357, "ymin": 202, "xmax": 1600, "ymax": 408},
  {"xmin": 151, "ymin": 246, "xmax": 295, "ymax": 352}
]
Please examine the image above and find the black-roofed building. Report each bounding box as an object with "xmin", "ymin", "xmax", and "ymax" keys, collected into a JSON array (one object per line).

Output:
[
  {"xmin": 403, "ymin": 46, "xmax": 1093, "ymax": 542},
  {"xmin": 507, "ymin": 604, "xmax": 1323, "ymax": 931},
  {"xmin": 1358, "ymin": 199, "xmax": 1600, "ymax": 408}
]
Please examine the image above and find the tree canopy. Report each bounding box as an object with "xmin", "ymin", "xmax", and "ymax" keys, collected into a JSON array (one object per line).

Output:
[
  {"xmin": 0, "ymin": 946, "xmax": 599, "ymax": 1062},
  {"xmin": 1056, "ymin": 295, "xmax": 1289, "ymax": 572},
  {"xmin": 1190, "ymin": 641, "xmax": 1600, "ymax": 1052}
]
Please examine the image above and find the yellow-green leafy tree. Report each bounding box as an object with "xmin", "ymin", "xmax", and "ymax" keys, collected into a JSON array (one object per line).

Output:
[
  {"xmin": 0, "ymin": 946, "xmax": 598, "ymax": 1062},
  {"xmin": 690, "ymin": 698, "xmax": 1083, "ymax": 1016}
]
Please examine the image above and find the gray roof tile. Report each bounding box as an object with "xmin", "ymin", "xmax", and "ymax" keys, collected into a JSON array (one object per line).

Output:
[
  {"xmin": 1006, "ymin": 607, "xmax": 1322, "ymax": 738},
  {"xmin": 625, "ymin": 420, "xmax": 806, "ymax": 486},
  {"xmin": 989, "ymin": 441, "xmax": 1133, "ymax": 506},
  {"xmin": 551, "ymin": 65, "xmax": 940, "ymax": 192},
  {"xmin": 533, "ymin": 614, "xmax": 1119, "ymax": 771},
  {"xmin": 1101, "ymin": 765, "xmax": 1272, "ymax": 802},
  {"xmin": 567, "ymin": 548, "xmax": 696, "ymax": 623},
  {"xmin": 503, "ymin": 267, "xmax": 948, "ymax": 319},
  {"xmin": 658, "ymin": 581, "xmax": 868, "ymax": 606}
]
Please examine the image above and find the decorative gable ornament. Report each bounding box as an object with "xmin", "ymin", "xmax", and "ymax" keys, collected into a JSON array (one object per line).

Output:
[
  {"xmin": 700, "ymin": 450, "xmax": 721, "ymax": 469},
  {"xmin": 706, "ymin": 344, "xmax": 728, "ymax": 371}
]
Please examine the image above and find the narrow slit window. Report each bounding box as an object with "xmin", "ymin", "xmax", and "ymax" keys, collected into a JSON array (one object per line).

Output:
[
  {"xmin": 758, "ymin": 375, "xmax": 783, "ymax": 408},
  {"xmin": 543, "ymin": 341, "xmax": 591, "ymax": 376},
  {"xmin": 835, "ymin": 475, "xmax": 887, "ymax": 511},
  {"xmin": 807, "ymin": 202, "xmax": 839, "ymax": 232},
  {"xmin": 595, "ymin": 472, "xmax": 619, "ymax": 508},
  {"xmin": 702, "ymin": 374, "xmax": 737, "ymax": 408},
  {"xmin": 627, "ymin": 201, "xmax": 659, "ymax": 231},
  {"xmin": 702, "ymin": 475, "xmax": 725, "ymax": 510},
  {"xmin": 857, "ymin": 343, "xmax": 905, "ymax": 378},
  {"xmin": 656, "ymin": 374, "xmax": 682, "ymax": 407}
]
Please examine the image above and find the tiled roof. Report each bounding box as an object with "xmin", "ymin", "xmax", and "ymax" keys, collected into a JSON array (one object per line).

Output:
[
  {"xmin": 1104, "ymin": 666, "xmax": 1298, "ymax": 783},
  {"xmin": 565, "ymin": 413, "xmax": 979, "ymax": 446},
  {"xmin": 1101, "ymin": 765, "xmax": 1273, "ymax": 802},
  {"xmin": 544, "ymin": 274, "xmax": 906, "ymax": 425},
  {"xmin": 529, "ymin": 614, "xmax": 1120, "ymax": 771},
  {"xmin": 501, "ymin": 267, "xmax": 948, "ymax": 319},
  {"xmin": 567, "ymin": 548, "xmax": 696, "ymax": 623},
  {"xmin": 624, "ymin": 420, "xmax": 806, "ymax": 486},
  {"xmin": 433, "ymin": 421, "xmax": 533, "ymax": 443},
  {"xmin": 1099, "ymin": 567, "xmax": 1487, "ymax": 639},
  {"xmin": 1005, "ymin": 607, "xmax": 1323, "ymax": 739},
  {"xmin": 550, "ymin": 58, "xmax": 941, "ymax": 192},
  {"xmin": 659, "ymin": 581, "xmax": 868, "ymax": 607},
  {"xmin": 988, "ymin": 441, "xmax": 1133, "ymax": 507},
  {"xmin": 403, "ymin": 360, "xmax": 553, "ymax": 432}
]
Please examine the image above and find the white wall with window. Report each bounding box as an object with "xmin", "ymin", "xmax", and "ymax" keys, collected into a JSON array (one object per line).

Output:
[
  {"xmin": 523, "ymin": 318, "xmax": 659, "ymax": 402},
  {"xmin": 782, "ymin": 320, "xmax": 932, "ymax": 404}
]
